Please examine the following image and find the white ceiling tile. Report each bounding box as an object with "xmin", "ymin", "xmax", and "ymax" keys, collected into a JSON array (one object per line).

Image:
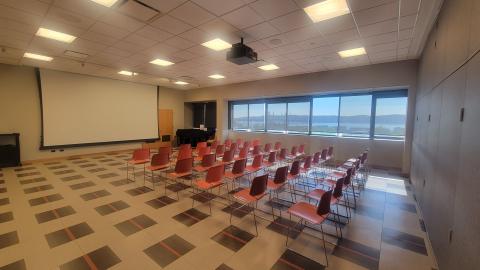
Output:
[
  {"xmin": 164, "ymin": 36, "xmax": 195, "ymax": 50},
  {"xmin": 0, "ymin": 28, "xmax": 32, "ymax": 43},
  {"xmin": 97, "ymin": 11, "xmax": 145, "ymax": 32},
  {"xmin": 270, "ymin": 9, "xmax": 312, "ymax": 32},
  {"xmin": 43, "ymin": 6, "xmax": 95, "ymax": 32},
  {"xmin": 260, "ymin": 33, "xmax": 292, "ymax": 48},
  {"xmin": 243, "ymin": 22, "xmax": 280, "ymax": 40},
  {"xmin": 365, "ymin": 41, "xmax": 397, "ymax": 52},
  {"xmin": 142, "ymin": 42, "xmax": 180, "ymax": 58},
  {"xmin": 89, "ymin": 22, "xmax": 130, "ymax": 40},
  {"xmin": 53, "ymin": 0, "xmax": 110, "ymax": 20},
  {"xmin": 0, "ymin": 57, "xmax": 20, "ymax": 65},
  {"xmin": 315, "ymin": 14, "xmax": 356, "ymax": 35},
  {"xmin": 198, "ymin": 19, "xmax": 240, "ymax": 42},
  {"xmin": 150, "ymin": 15, "xmax": 192, "ymax": 35},
  {"xmin": 0, "ymin": 37, "xmax": 30, "ymax": 50},
  {"xmin": 273, "ymin": 43, "xmax": 302, "ymax": 55},
  {"xmin": 221, "ymin": 6, "xmax": 264, "ymax": 29},
  {"xmin": 0, "ymin": 5, "xmax": 43, "ymax": 26},
  {"xmin": 0, "ymin": 0, "xmax": 50, "ymax": 16},
  {"xmin": 136, "ymin": 25, "xmax": 173, "ymax": 42},
  {"xmin": 400, "ymin": 0, "xmax": 420, "ymax": 16},
  {"xmin": 28, "ymin": 36, "xmax": 69, "ymax": 56},
  {"xmin": 361, "ymin": 31, "xmax": 397, "ymax": 45},
  {"xmin": 348, "ymin": 0, "xmax": 396, "ymax": 12},
  {"xmin": 324, "ymin": 28, "xmax": 360, "ymax": 44},
  {"xmin": 295, "ymin": 36, "xmax": 330, "ymax": 50},
  {"xmin": 0, "ymin": 18, "xmax": 37, "ymax": 34},
  {"xmin": 137, "ymin": 0, "xmax": 188, "ymax": 13},
  {"xmin": 123, "ymin": 34, "xmax": 158, "ymax": 49},
  {"xmin": 116, "ymin": 0, "xmax": 159, "ymax": 22},
  {"xmin": 353, "ymin": 2, "xmax": 399, "ymax": 26},
  {"xmin": 0, "ymin": 46, "xmax": 24, "ymax": 59},
  {"xmin": 398, "ymin": 39, "xmax": 411, "ymax": 49},
  {"xmin": 112, "ymin": 40, "xmax": 142, "ymax": 53},
  {"xmin": 282, "ymin": 25, "xmax": 320, "ymax": 43},
  {"xmin": 399, "ymin": 14, "xmax": 417, "ymax": 29},
  {"xmin": 81, "ymin": 30, "xmax": 118, "ymax": 46},
  {"xmin": 192, "ymin": 0, "xmax": 245, "ymax": 16},
  {"xmin": 102, "ymin": 46, "xmax": 132, "ymax": 58},
  {"xmin": 358, "ymin": 18, "xmax": 398, "ymax": 37},
  {"xmin": 179, "ymin": 28, "xmax": 211, "ymax": 44},
  {"xmin": 170, "ymin": 1, "xmax": 215, "ymax": 26},
  {"xmin": 398, "ymin": 28, "xmax": 413, "ymax": 40},
  {"xmin": 250, "ymin": 0, "xmax": 298, "ymax": 20},
  {"xmin": 170, "ymin": 50, "xmax": 198, "ymax": 61},
  {"xmin": 68, "ymin": 38, "xmax": 107, "ymax": 55}
]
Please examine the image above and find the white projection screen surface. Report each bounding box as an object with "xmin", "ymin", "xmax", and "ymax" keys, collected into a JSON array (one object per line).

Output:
[{"xmin": 39, "ymin": 69, "xmax": 158, "ymax": 148}]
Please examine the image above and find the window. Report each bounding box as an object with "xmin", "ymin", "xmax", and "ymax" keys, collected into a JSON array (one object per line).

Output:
[
  {"xmin": 339, "ymin": 95, "xmax": 372, "ymax": 137},
  {"xmin": 287, "ymin": 102, "xmax": 310, "ymax": 133},
  {"xmin": 374, "ymin": 97, "xmax": 407, "ymax": 139},
  {"xmin": 232, "ymin": 104, "xmax": 248, "ymax": 130},
  {"xmin": 249, "ymin": 103, "xmax": 265, "ymax": 131},
  {"xmin": 267, "ymin": 103, "xmax": 286, "ymax": 132},
  {"xmin": 312, "ymin": 97, "xmax": 339, "ymax": 136}
]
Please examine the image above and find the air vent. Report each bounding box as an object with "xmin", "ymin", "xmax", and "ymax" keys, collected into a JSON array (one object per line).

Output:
[
  {"xmin": 64, "ymin": 50, "xmax": 89, "ymax": 59},
  {"xmin": 116, "ymin": 0, "xmax": 161, "ymax": 22}
]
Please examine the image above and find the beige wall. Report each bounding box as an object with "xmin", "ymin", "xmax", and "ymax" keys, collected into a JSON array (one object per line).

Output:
[
  {"xmin": 185, "ymin": 60, "xmax": 418, "ymax": 172},
  {"xmin": 411, "ymin": 0, "xmax": 480, "ymax": 269},
  {"xmin": 0, "ymin": 63, "xmax": 184, "ymax": 162}
]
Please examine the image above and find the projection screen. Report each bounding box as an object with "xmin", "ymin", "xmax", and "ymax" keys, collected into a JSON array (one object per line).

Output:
[{"xmin": 39, "ymin": 69, "xmax": 158, "ymax": 148}]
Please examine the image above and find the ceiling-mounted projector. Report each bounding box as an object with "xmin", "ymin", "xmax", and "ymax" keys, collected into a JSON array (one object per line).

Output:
[{"xmin": 226, "ymin": 38, "xmax": 258, "ymax": 65}]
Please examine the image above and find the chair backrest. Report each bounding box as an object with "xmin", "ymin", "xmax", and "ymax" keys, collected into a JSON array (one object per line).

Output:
[
  {"xmin": 327, "ymin": 146, "xmax": 334, "ymax": 156},
  {"xmin": 236, "ymin": 138, "xmax": 243, "ymax": 146},
  {"xmin": 151, "ymin": 152, "xmax": 169, "ymax": 166},
  {"xmin": 201, "ymin": 153, "xmax": 216, "ymax": 167},
  {"xmin": 290, "ymin": 146, "xmax": 297, "ymax": 156},
  {"xmin": 298, "ymin": 144, "xmax": 305, "ymax": 154},
  {"xmin": 197, "ymin": 142, "xmax": 207, "ymax": 148},
  {"xmin": 312, "ymin": 152, "xmax": 321, "ymax": 164},
  {"xmin": 216, "ymin": 144, "xmax": 225, "ymax": 156},
  {"xmin": 344, "ymin": 168, "xmax": 353, "ymax": 185},
  {"xmin": 197, "ymin": 146, "xmax": 210, "ymax": 157},
  {"xmin": 132, "ymin": 149, "xmax": 150, "ymax": 161},
  {"xmin": 210, "ymin": 141, "xmax": 218, "ymax": 150},
  {"xmin": 289, "ymin": 160, "xmax": 300, "ymax": 176},
  {"xmin": 231, "ymin": 158, "xmax": 247, "ymax": 174},
  {"xmin": 179, "ymin": 144, "xmax": 191, "ymax": 151},
  {"xmin": 333, "ymin": 177, "xmax": 344, "ymax": 198},
  {"xmin": 361, "ymin": 152, "xmax": 368, "ymax": 164},
  {"xmin": 249, "ymin": 174, "xmax": 268, "ymax": 196},
  {"xmin": 251, "ymin": 154, "xmax": 263, "ymax": 168},
  {"xmin": 222, "ymin": 149, "xmax": 234, "ymax": 162},
  {"xmin": 317, "ymin": 190, "xmax": 332, "ymax": 215},
  {"xmin": 252, "ymin": 145, "xmax": 261, "ymax": 155},
  {"xmin": 252, "ymin": 139, "xmax": 260, "ymax": 146},
  {"xmin": 273, "ymin": 166, "xmax": 288, "ymax": 184},
  {"xmin": 175, "ymin": 157, "xmax": 192, "ymax": 174},
  {"xmin": 242, "ymin": 141, "xmax": 251, "ymax": 150},
  {"xmin": 303, "ymin": 155, "xmax": 312, "ymax": 169},
  {"xmin": 230, "ymin": 142, "xmax": 238, "ymax": 153},
  {"xmin": 238, "ymin": 147, "xmax": 248, "ymax": 158},
  {"xmin": 224, "ymin": 139, "xmax": 232, "ymax": 148},
  {"xmin": 274, "ymin": 141, "xmax": 281, "ymax": 150},
  {"xmin": 264, "ymin": 143, "xmax": 272, "ymax": 153},
  {"xmin": 267, "ymin": 151, "xmax": 276, "ymax": 163},
  {"xmin": 158, "ymin": 146, "xmax": 171, "ymax": 159},
  {"xmin": 177, "ymin": 147, "xmax": 192, "ymax": 160},
  {"xmin": 206, "ymin": 164, "xmax": 224, "ymax": 183},
  {"xmin": 320, "ymin": 149, "xmax": 328, "ymax": 160},
  {"xmin": 279, "ymin": 148, "xmax": 287, "ymax": 159}
]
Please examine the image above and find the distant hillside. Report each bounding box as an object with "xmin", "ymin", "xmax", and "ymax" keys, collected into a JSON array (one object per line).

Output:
[{"xmin": 239, "ymin": 114, "xmax": 406, "ymax": 124}]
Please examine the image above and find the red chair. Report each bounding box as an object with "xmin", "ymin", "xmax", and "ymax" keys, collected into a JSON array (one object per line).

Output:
[
  {"xmin": 177, "ymin": 146, "xmax": 192, "ymax": 160},
  {"xmin": 126, "ymin": 149, "xmax": 150, "ymax": 182},
  {"xmin": 235, "ymin": 146, "xmax": 248, "ymax": 160},
  {"xmin": 239, "ymin": 141, "xmax": 251, "ymax": 153},
  {"xmin": 245, "ymin": 154, "xmax": 263, "ymax": 174},
  {"xmin": 251, "ymin": 145, "xmax": 262, "ymax": 156},
  {"xmin": 300, "ymin": 156, "xmax": 312, "ymax": 175},
  {"xmin": 326, "ymin": 146, "xmax": 334, "ymax": 161},
  {"xmin": 308, "ymin": 177, "xmax": 348, "ymax": 228},
  {"xmin": 210, "ymin": 140, "xmax": 218, "ymax": 151},
  {"xmin": 224, "ymin": 158, "xmax": 247, "ymax": 190},
  {"xmin": 230, "ymin": 174, "xmax": 268, "ymax": 236},
  {"xmin": 286, "ymin": 190, "xmax": 332, "ymax": 266},
  {"xmin": 215, "ymin": 144, "xmax": 225, "ymax": 157},
  {"xmin": 145, "ymin": 152, "xmax": 170, "ymax": 189},
  {"xmin": 229, "ymin": 142, "xmax": 238, "ymax": 153},
  {"xmin": 224, "ymin": 139, "xmax": 232, "ymax": 149},
  {"xmin": 235, "ymin": 138, "xmax": 243, "ymax": 146},
  {"xmin": 158, "ymin": 146, "xmax": 172, "ymax": 160},
  {"xmin": 263, "ymin": 143, "xmax": 272, "ymax": 155},
  {"xmin": 287, "ymin": 146, "xmax": 298, "ymax": 160},
  {"xmin": 264, "ymin": 151, "xmax": 277, "ymax": 167},
  {"xmin": 197, "ymin": 142, "xmax": 207, "ymax": 149},
  {"xmin": 277, "ymin": 148, "xmax": 287, "ymax": 163},
  {"xmin": 252, "ymin": 139, "xmax": 260, "ymax": 147},
  {"xmin": 167, "ymin": 157, "xmax": 193, "ymax": 199},
  {"xmin": 195, "ymin": 146, "xmax": 211, "ymax": 161},
  {"xmin": 192, "ymin": 164, "xmax": 224, "ymax": 214},
  {"xmin": 297, "ymin": 144, "xmax": 305, "ymax": 156},
  {"xmin": 221, "ymin": 149, "xmax": 235, "ymax": 165},
  {"xmin": 267, "ymin": 166, "xmax": 289, "ymax": 217},
  {"xmin": 193, "ymin": 153, "xmax": 216, "ymax": 172},
  {"xmin": 274, "ymin": 141, "xmax": 281, "ymax": 151},
  {"xmin": 287, "ymin": 160, "xmax": 301, "ymax": 201}
]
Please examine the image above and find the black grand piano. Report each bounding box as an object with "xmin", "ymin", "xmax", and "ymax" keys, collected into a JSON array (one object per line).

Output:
[{"xmin": 176, "ymin": 128, "xmax": 215, "ymax": 147}]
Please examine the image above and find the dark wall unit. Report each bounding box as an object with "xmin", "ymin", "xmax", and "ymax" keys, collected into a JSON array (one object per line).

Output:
[
  {"xmin": 192, "ymin": 102, "xmax": 216, "ymax": 128},
  {"xmin": 0, "ymin": 133, "xmax": 21, "ymax": 168}
]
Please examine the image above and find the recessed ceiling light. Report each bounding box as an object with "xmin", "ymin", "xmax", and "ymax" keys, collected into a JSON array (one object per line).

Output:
[
  {"xmin": 208, "ymin": 74, "xmax": 225, "ymax": 79},
  {"xmin": 89, "ymin": 0, "xmax": 119, "ymax": 7},
  {"xmin": 23, "ymin": 52, "xmax": 53, "ymax": 62},
  {"xmin": 118, "ymin": 70, "xmax": 138, "ymax": 76},
  {"xmin": 304, "ymin": 0, "xmax": 351, "ymax": 23},
  {"xmin": 201, "ymin": 38, "xmax": 232, "ymax": 51},
  {"xmin": 150, "ymin": 58, "xmax": 174, "ymax": 66},
  {"xmin": 36, "ymin": 28, "xmax": 76, "ymax": 43},
  {"xmin": 174, "ymin": 81, "xmax": 189, "ymax": 85},
  {"xmin": 258, "ymin": 64, "xmax": 279, "ymax": 71},
  {"xmin": 338, "ymin": 47, "xmax": 366, "ymax": 58}
]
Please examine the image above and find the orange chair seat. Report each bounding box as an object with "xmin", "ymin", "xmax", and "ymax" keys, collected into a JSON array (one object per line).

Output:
[
  {"xmin": 330, "ymin": 170, "xmax": 346, "ymax": 177},
  {"xmin": 146, "ymin": 164, "xmax": 169, "ymax": 171},
  {"xmin": 168, "ymin": 171, "xmax": 192, "ymax": 178},
  {"xmin": 299, "ymin": 167, "xmax": 310, "ymax": 173},
  {"xmin": 245, "ymin": 165, "xmax": 262, "ymax": 173},
  {"xmin": 128, "ymin": 159, "xmax": 150, "ymax": 165},
  {"xmin": 193, "ymin": 165, "xmax": 211, "ymax": 172},
  {"xmin": 263, "ymin": 161, "xmax": 275, "ymax": 167},
  {"xmin": 288, "ymin": 202, "xmax": 328, "ymax": 224},
  {"xmin": 307, "ymin": 189, "xmax": 339, "ymax": 205},
  {"xmin": 233, "ymin": 189, "xmax": 265, "ymax": 203},
  {"xmin": 287, "ymin": 173, "xmax": 299, "ymax": 181},
  {"xmin": 194, "ymin": 179, "xmax": 223, "ymax": 190},
  {"xmin": 319, "ymin": 179, "xmax": 336, "ymax": 188},
  {"xmin": 224, "ymin": 171, "xmax": 245, "ymax": 180},
  {"xmin": 267, "ymin": 179, "xmax": 285, "ymax": 190}
]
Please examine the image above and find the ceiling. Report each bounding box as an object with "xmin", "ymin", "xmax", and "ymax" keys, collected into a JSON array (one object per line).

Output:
[{"xmin": 0, "ymin": 0, "xmax": 441, "ymax": 90}]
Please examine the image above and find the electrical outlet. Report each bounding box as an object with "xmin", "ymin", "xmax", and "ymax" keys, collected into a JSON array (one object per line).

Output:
[
  {"xmin": 50, "ymin": 149, "xmax": 55, "ymax": 152},
  {"xmin": 423, "ymin": 179, "xmax": 426, "ymax": 187},
  {"xmin": 428, "ymin": 114, "xmax": 431, "ymax": 122},
  {"xmin": 460, "ymin": 108, "xmax": 465, "ymax": 122},
  {"xmin": 449, "ymin": 229, "xmax": 453, "ymax": 244}
]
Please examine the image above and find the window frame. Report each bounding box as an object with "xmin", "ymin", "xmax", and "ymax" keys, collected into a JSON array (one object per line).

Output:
[{"xmin": 228, "ymin": 89, "xmax": 408, "ymax": 141}]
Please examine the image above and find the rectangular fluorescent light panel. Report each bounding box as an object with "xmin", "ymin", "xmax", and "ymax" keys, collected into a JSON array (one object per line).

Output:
[
  {"xmin": 89, "ymin": 0, "xmax": 119, "ymax": 7},
  {"xmin": 208, "ymin": 74, "xmax": 225, "ymax": 79},
  {"xmin": 201, "ymin": 38, "xmax": 232, "ymax": 51},
  {"xmin": 258, "ymin": 64, "xmax": 279, "ymax": 71},
  {"xmin": 150, "ymin": 58, "xmax": 174, "ymax": 66},
  {"xmin": 118, "ymin": 70, "xmax": 138, "ymax": 76},
  {"xmin": 174, "ymin": 81, "xmax": 189, "ymax": 85},
  {"xmin": 36, "ymin": 28, "xmax": 76, "ymax": 43},
  {"xmin": 304, "ymin": 0, "xmax": 351, "ymax": 23},
  {"xmin": 23, "ymin": 52, "xmax": 53, "ymax": 61},
  {"xmin": 338, "ymin": 47, "xmax": 366, "ymax": 58}
]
